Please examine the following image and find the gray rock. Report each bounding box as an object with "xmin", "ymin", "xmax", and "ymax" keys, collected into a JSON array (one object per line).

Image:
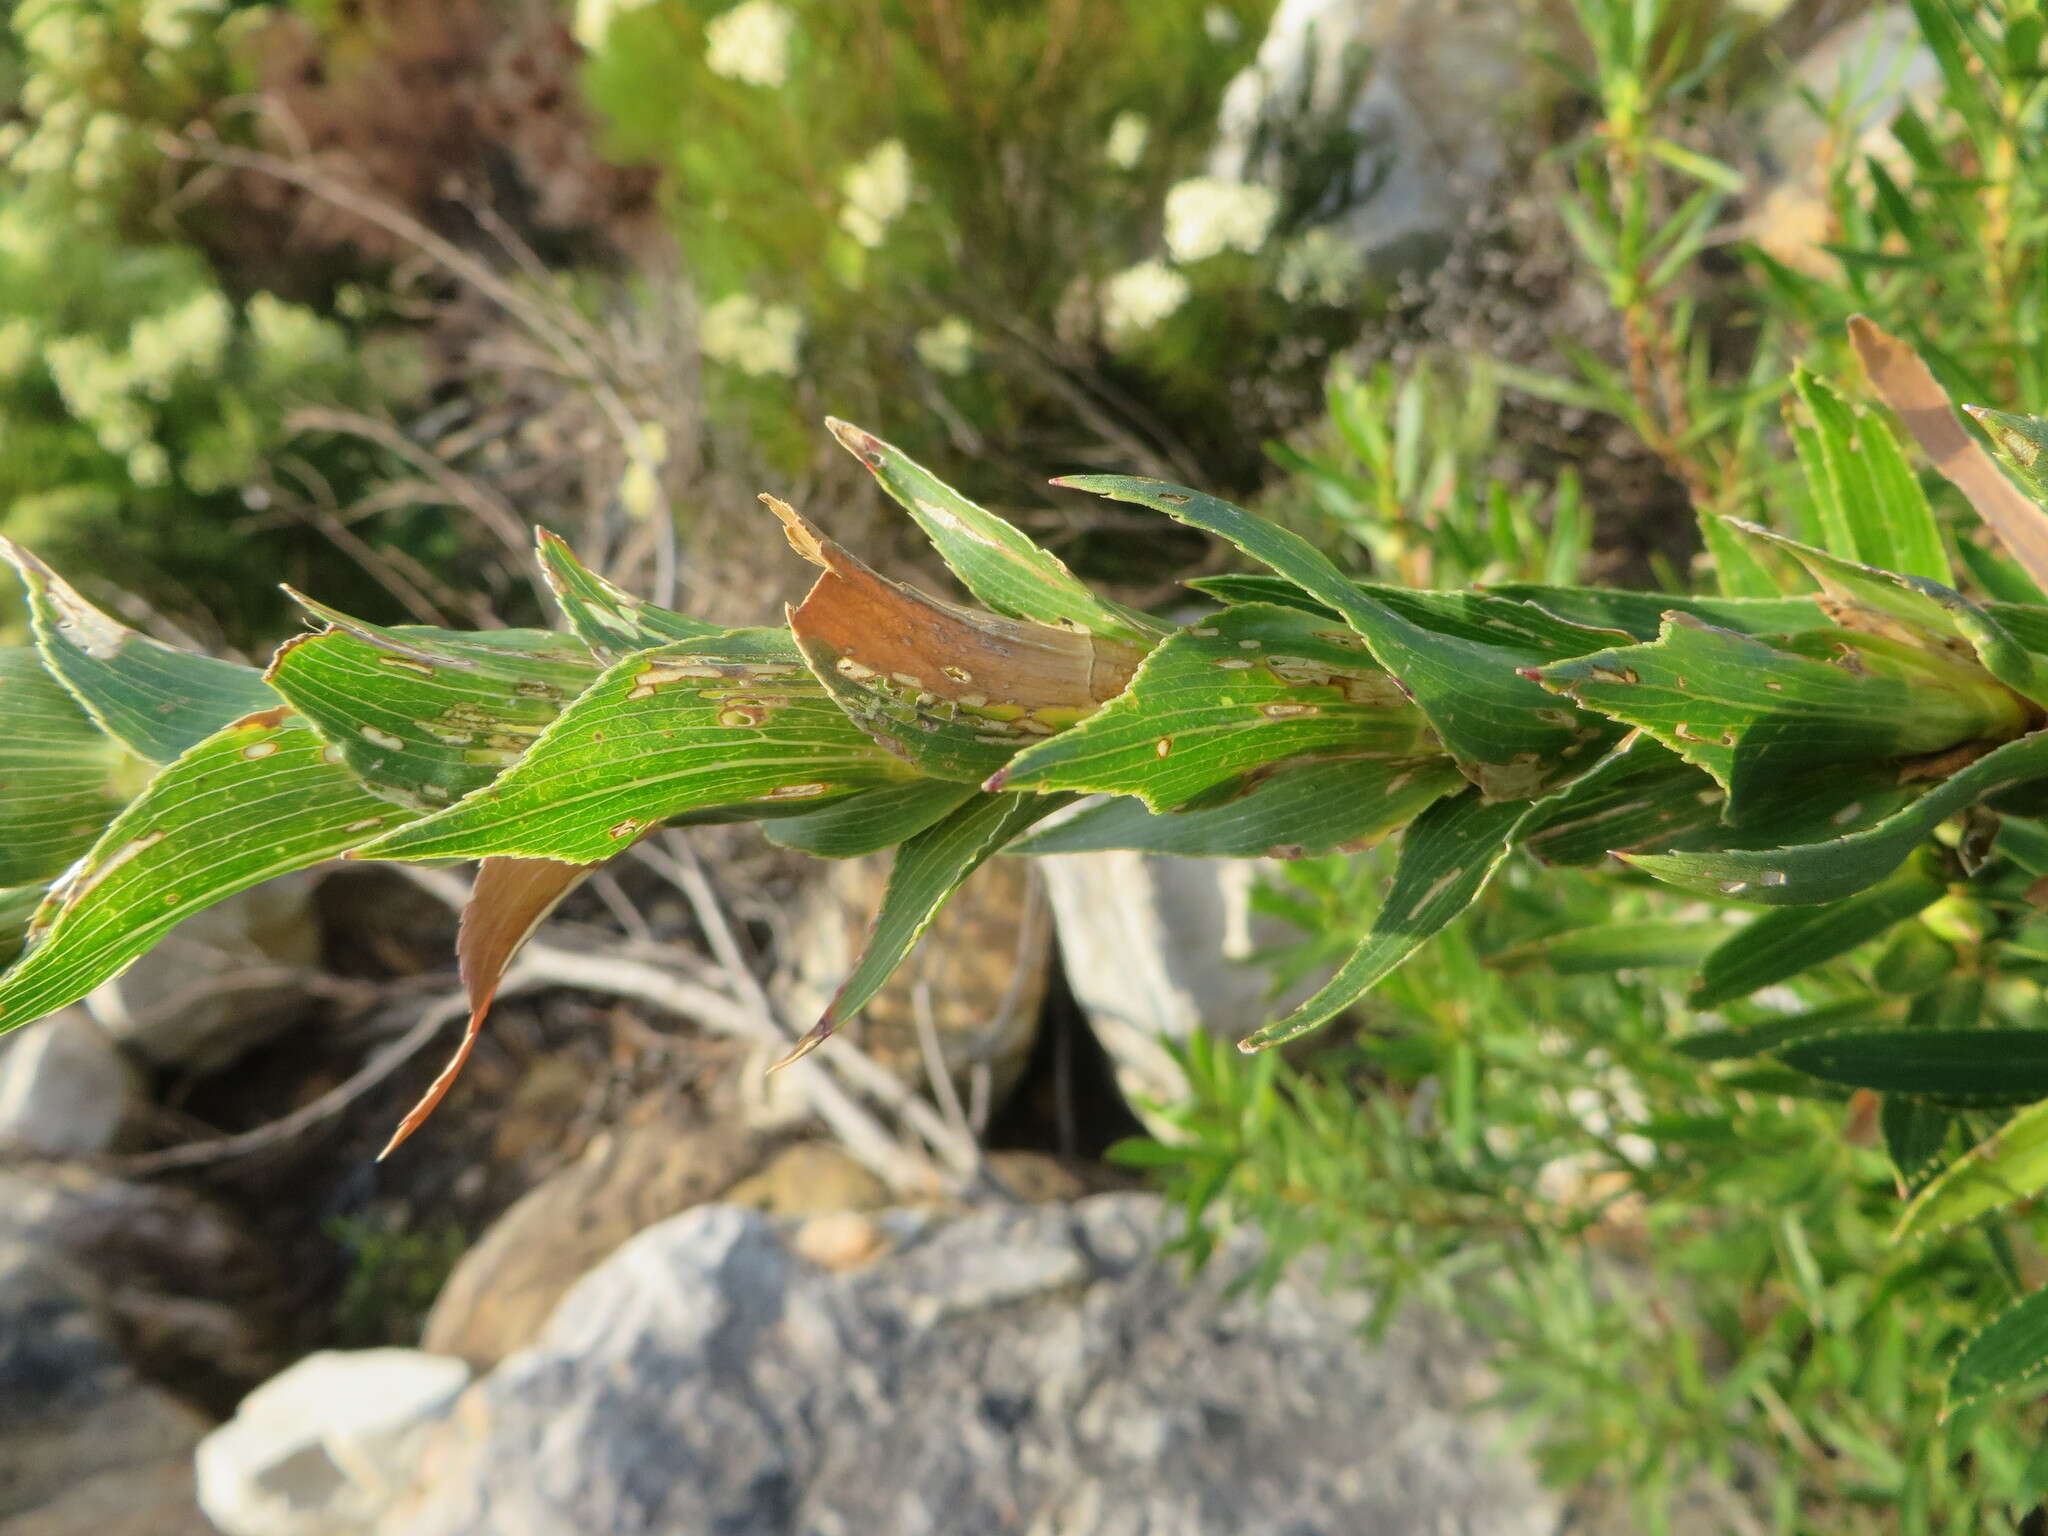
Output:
[
  {"xmin": 0, "ymin": 1010, "xmax": 143, "ymax": 1157},
  {"xmin": 378, "ymin": 1195, "xmax": 1558, "ymax": 1536},
  {"xmin": 85, "ymin": 874, "xmax": 320, "ymax": 1073},
  {"xmin": 1210, "ymin": 0, "xmax": 1534, "ymax": 275},
  {"xmin": 1036, "ymin": 853, "xmax": 1320, "ymax": 1122},
  {"xmin": 0, "ymin": 1240, "xmax": 211, "ymax": 1521},
  {"xmin": 196, "ymin": 1349, "xmax": 471, "ymax": 1536}
]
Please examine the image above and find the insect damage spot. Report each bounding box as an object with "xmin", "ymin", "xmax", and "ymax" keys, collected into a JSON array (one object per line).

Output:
[
  {"xmin": 240, "ymin": 741, "xmax": 280, "ymax": 760},
  {"xmin": 361, "ymin": 726, "xmax": 405, "ymax": 751},
  {"xmin": 608, "ymin": 819, "xmax": 643, "ymax": 840},
  {"xmin": 761, "ymin": 782, "xmax": 832, "ymax": 800},
  {"xmin": 1256, "ymin": 703, "xmax": 1320, "ymax": 720},
  {"xmin": 1156, "ymin": 492, "xmax": 1191, "ymax": 505}
]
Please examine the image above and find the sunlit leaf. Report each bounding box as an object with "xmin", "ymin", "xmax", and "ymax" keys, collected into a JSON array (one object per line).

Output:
[
  {"xmin": 358, "ymin": 628, "xmax": 916, "ymax": 865},
  {"xmin": 267, "ymin": 593, "xmax": 598, "ymax": 809},
  {"xmin": 828, "ymin": 419, "xmax": 1158, "ymax": 643},
  {"xmin": 534, "ymin": 528, "xmax": 719, "ymax": 658},
  {"xmin": 992, "ymin": 603, "xmax": 1439, "ymax": 810},
  {"xmin": 1061, "ymin": 476, "xmax": 1609, "ymax": 799},
  {"xmin": 1898, "ymin": 1097, "xmax": 2048, "ymax": 1242},
  {"xmin": 0, "ymin": 710, "xmax": 410, "ymax": 1035}
]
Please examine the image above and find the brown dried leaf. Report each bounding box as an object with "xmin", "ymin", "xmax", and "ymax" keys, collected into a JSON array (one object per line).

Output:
[
  {"xmin": 1849, "ymin": 316, "xmax": 2048, "ymax": 592},
  {"xmin": 379, "ymin": 854, "xmax": 593, "ymax": 1158}
]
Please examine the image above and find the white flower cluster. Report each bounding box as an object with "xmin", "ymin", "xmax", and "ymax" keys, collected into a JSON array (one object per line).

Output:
[
  {"xmin": 914, "ymin": 315, "xmax": 974, "ymax": 377},
  {"xmin": 1100, "ymin": 260, "xmax": 1190, "ymax": 343},
  {"xmin": 247, "ymin": 293, "xmax": 347, "ymax": 378},
  {"xmin": 139, "ymin": 0, "xmax": 225, "ymax": 52},
  {"xmin": 699, "ymin": 293, "xmax": 804, "ymax": 377},
  {"xmin": 1162, "ymin": 175, "xmax": 1278, "ymax": 263},
  {"xmin": 127, "ymin": 290, "xmax": 232, "ymax": 397},
  {"xmin": 704, "ymin": 0, "xmax": 797, "ymax": 88},
  {"xmin": 839, "ymin": 139, "xmax": 913, "ymax": 248},
  {"xmin": 1104, "ymin": 111, "xmax": 1149, "ymax": 170},
  {"xmin": 1275, "ymin": 226, "xmax": 1365, "ymax": 307},
  {"xmin": 45, "ymin": 335, "xmax": 154, "ymax": 457}
]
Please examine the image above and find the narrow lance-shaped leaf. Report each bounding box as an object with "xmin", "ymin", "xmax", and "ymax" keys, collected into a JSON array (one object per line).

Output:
[
  {"xmin": 1898, "ymin": 1096, "xmax": 2048, "ymax": 1242},
  {"xmin": 1536, "ymin": 613, "xmax": 2027, "ymax": 819},
  {"xmin": 1786, "ymin": 365, "xmax": 1950, "ymax": 583},
  {"xmin": 1721, "ymin": 519, "xmax": 2048, "ymax": 708},
  {"xmin": 1239, "ymin": 788, "xmax": 1535, "ymax": 1052},
  {"xmin": 1947, "ymin": 1286, "xmax": 2048, "ymax": 1411},
  {"xmin": 380, "ymin": 855, "xmax": 594, "ymax": 1160},
  {"xmin": 1779, "ymin": 1029, "xmax": 2048, "ymax": 1107},
  {"xmin": 1628, "ymin": 727, "xmax": 2048, "ymax": 905},
  {"xmin": 534, "ymin": 528, "xmax": 719, "ymax": 659},
  {"xmin": 764, "ymin": 780, "xmax": 981, "ymax": 860},
  {"xmin": 1486, "ymin": 921, "xmax": 1728, "ymax": 975},
  {"xmin": 0, "ymin": 710, "xmax": 412, "ymax": 1035},
  {"xmin": 267, "ymin": 592, "xmax": 599, "ymax": 809},
  {"xmin": 0, "ymin": 648, "xmax": 136, "ymax": 886},
  {"xmin": 1515, "ymin": 734, "xmax": 1727, "ymax": 865},
  {"xmin": 1881, "ymin": 1095, "xmax": 1954, "ymax": 1195},
  {"xmin": 1059, "ymin": 476, "xmax": 1610, "ymax": 800},
  {"xmin": 770, "ymin": 496, "xmax": 1142, "ymax": 783},
  {"xmin": 1850, "ymin": 315, "xmax": 2048, "ymax": 593},
  {"xmin": 829, "ymin": 419, "xmax": 1159, "ymax": 643},
  {"xmin": 1008, "ymin": 757, "xmax": 1465, "ymax": 860},
  {"xmin": 992, "ymin": 603, "xmax": 1440, "ymax": 810},
  {"xmin": 775, "ymin": 790, "xmax": 1072, "ymax": 1068},
  {"xmin": 357, "ymin": 628, "xmax": 918, "ymax": 865},
  {"xmin": 0, "ymin": 536, "xmax": 276, "ymax": 762},
  {"xmin": 1690, "ymin": 849, "xmax": 1947, "ymax": 1008}
]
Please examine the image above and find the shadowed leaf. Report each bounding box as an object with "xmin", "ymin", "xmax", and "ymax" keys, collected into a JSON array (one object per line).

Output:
[
  {"xmin": 0, "ymin": 648, "xmax": 135, "ymax": 887},
  {"xmin": 0, "ymin": 537, "xmax": 276, "ymax": 762}
]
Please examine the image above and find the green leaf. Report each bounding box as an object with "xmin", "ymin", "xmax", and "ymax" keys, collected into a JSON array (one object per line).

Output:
[
  {"xmin": 1535, "ymin": 614, "xmax": 2007, "ymax": 816},
  {"xmin": 762, "ymin": 779, "xmax": 980, "ymax": 859},
  {"xmin": 0, "ymin": 649, "xmax": 134, "ymax": 886},
  {"xmin": 1690, "ymin": 850, "xmax": 1946, "ymax": 1008},
  {"xmin": 1675, "ymin": 997, "xmax": 1903, "ymax": 1061},
  {"xmin": 1898, "ymin": 1096, "xmax": 2048, "ymax": 1242},
  {"xmin": 777, "ymin": 790, "xmax": 1071, "ymax": 1064},
  {"xmin": 266, "ymin": 596, "xmax": 599, "ymax": 809},
  {"xmin": 1487, "ymin": 920, "xmax": 1727, "ymax": 974},
  {"xmin": 0, "ymin": 711, "xmax": 410, "ymax": 1035},
  {"xmin": 1882, "ymin": 1094, "xmax": 1954, "ymax": 1194},
  {"xmin": 829, "ymin": 419, "xmax": 1158, "ymax": 643},
  {"xmin": 1948, "ymin": 1286, "xmax": 2048, "ymax": 1410},
  {"xmin": 1629, "ymin": 728, "xmax": 2048, "ymax": 905},
  {"xmin": 1787, "ymin": 367, "xmax": 1950, "ymax": 583},
  {"xmin": 534, "ymin": 528, "xmax": 719, "ymax": 658},
  {"xmin": 1970, "ymin": 408, "xmax": 2048, "ymax": 507},
  {"xmin": 1722, "ymin": 520, "xmax": 2048, "ymax": 707},
  {"xmin": 358, "ymin": 629, "xmax": 917, "ymax": 865},
  {"xmin": 1779, "ymin": 1028, "xmax": 2048, "ymax": 1106},
  {"xmin": 0, "ymin": 538, "xmax": 277, "ymax": 762},
  {"xmin": 1239, "ymin": 789, "xmax": 1534, "ymax": 1051},
  {"xmin": 1481, "ymin": 584, "xmax": 1826, "ymax": 640},
  {"xmin": 0, "ymin": 885, "xmax": 45, "ymax": 968},
  {"xmin": 1007, "ymin": 757, "xmax": 1466, "ymax": 860},
  {"xmin": 992, "ymin": 604, "xmax": 1439, "ymax": 810},
  {"xmin": 1186, "ymin": 575, "xmax": 1634, "ymax": 655},
  {"xmin": 1059, "ymin": 476, "xmax": 1607, "ymax": 799},
  {"xmin": 1515, "ymin": 733, "xmax": 1724, "ymax": 865}
]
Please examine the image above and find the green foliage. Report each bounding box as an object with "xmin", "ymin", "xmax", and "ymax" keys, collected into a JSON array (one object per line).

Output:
[
  {"xmin": 0, "ymin": 0, "xmax": 430, "ymax": 640},
  {"xmin": 576, "ymin": 0, "xmax": 1378, "ymax": 489}
]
